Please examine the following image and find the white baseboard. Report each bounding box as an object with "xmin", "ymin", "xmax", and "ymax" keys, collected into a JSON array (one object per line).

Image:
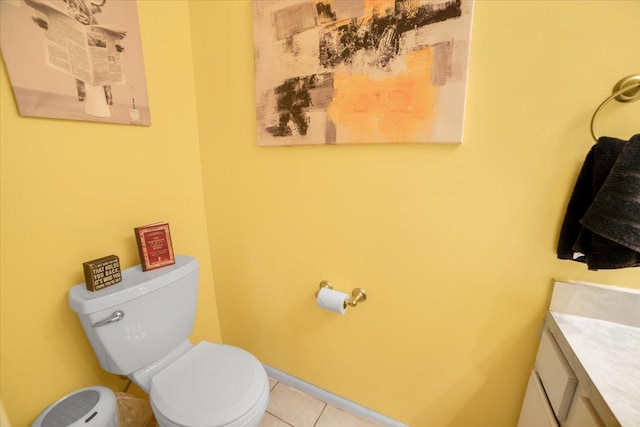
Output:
[{"xmin": 263, "ymin": 364, "xmax": 408, "ymax": 427}]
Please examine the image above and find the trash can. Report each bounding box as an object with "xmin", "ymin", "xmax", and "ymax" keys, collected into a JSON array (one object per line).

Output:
[{"xmin": 32, "ymin": 386, "xmax": 117, "ymax": 427}]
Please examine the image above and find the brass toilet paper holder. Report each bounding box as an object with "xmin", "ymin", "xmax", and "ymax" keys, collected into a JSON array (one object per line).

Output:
[{"xmin": 316, "ymin": 280, "xmax": 367, "ymax": 309}]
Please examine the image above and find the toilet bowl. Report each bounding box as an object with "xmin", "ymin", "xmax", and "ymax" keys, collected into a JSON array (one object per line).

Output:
[
  {"xmin": 149, "ymin": 342, "xmax": 269, "ymax": 427},
  {"xmin": 69, "ymin": 255, "xmax": 269, "ymax": 427}
]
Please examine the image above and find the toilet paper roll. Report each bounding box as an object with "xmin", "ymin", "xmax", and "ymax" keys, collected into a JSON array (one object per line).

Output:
[{"xmin": 316, "ymin": 287, "xmax": 348, "ymax": 315}]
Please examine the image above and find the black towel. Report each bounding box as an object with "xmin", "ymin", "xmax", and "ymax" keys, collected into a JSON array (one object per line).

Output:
[
  {"xmin": 557, "ymin": 135, "xmax": 640, "ymax": 270},
  {"xmin": 582, "ymin": 134, "xmax": 640, "ymax": 252}
]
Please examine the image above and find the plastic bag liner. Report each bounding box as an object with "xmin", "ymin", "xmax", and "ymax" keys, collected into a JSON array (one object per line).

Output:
[{"xmin": 116, "ymin": 392, "xmax": 154, "ymax": 427}]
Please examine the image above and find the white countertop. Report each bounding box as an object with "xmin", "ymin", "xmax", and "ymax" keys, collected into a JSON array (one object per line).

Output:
[
  {"xmin": 549, "ymin": 312, "xmax": 640, "ymax": 427},
  {"xmin": 547, "ymin": 281, "xmax": 640, "ymax": 427}
]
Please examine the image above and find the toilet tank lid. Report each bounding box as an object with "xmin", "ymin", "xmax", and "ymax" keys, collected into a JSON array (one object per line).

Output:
[{"xmin": 68, "ymin": 255, "xmax": 199, "ymax": 314}]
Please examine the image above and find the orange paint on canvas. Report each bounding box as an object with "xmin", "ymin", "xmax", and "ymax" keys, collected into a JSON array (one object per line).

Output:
[
  {"xmin": 364, "ymin": 0, "xmax": 396, "ymax": 14},
  {"xmin": 327, "ymin": 48, "xmax": 437, "ymax": 143}
]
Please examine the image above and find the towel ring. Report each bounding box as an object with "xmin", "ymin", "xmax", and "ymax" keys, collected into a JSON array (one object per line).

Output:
[{"xmin": 590, "ymin": 74, "xmax": 640, "ymax": 141}]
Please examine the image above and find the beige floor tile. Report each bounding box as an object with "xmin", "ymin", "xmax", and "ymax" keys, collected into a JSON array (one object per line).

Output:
[
  {"xmin": 266, "ymin": 383, "xmax": 326, "ymax": 427},
  {"xmin": 315, "ymin": 405, "xmax": 382, "ymax": 427},
  {"xmin": 269, "ymin": 377, "xmax": 278, "ymax": 390},
  {"xmin": 260, "ymin": 412, "xmax": 292, "ymax": 427}
]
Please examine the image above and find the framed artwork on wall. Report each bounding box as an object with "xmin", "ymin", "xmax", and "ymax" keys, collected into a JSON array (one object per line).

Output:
[
  {"xmin": 0, "ymin": 0, "xmax": 151, "ymax": 125},
  {"xmin": 252, "ymin": 0, "xmax": 474, "ymax": 146}
]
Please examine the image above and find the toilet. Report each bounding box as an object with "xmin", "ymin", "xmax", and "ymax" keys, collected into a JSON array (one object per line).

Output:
[{"xmin": 69, "ymin": 255, "xmax": 269, "ymax": 427}]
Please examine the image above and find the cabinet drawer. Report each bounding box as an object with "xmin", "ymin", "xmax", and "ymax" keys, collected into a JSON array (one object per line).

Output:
[
  {"xmin": 565, "ymin": 387, "xmax": 605, "ymax": 427},
  {"xmin": 535, "ymin": 328, "xmax": 577, "ymax": 421},
  {"xmin": 517, "ymin": 371, "xmax": 559, "ymax": 427}
]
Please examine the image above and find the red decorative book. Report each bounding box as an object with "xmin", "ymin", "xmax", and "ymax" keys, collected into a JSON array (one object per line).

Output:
[{"xmin": 134, "ymin": 222, "xmax": 175, "ymax": 271}]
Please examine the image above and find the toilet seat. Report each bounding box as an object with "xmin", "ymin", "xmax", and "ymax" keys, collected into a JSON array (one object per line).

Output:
[{"xmin": 150, "ymin": 341, "xmax": 269, "ymax": 427}]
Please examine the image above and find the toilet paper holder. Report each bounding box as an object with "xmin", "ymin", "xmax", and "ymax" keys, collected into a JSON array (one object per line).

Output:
[{"xmin": 316, "ymin": 280, "xmax": 367, "ymax": 308}]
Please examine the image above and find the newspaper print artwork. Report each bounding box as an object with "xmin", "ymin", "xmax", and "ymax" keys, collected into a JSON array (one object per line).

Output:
[
  {"xmin": 252, "ymin": 0, "xmax": 474, "ymax": 145},
  {"xmin": 0, "ymin": 0, "xmax": 151, "ymax": 125}
]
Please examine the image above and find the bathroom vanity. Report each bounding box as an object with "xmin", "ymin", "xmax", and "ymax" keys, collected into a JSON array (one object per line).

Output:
[{"xmin": 517, "ymin": 281, "xmax": 640, "ymax": 427}]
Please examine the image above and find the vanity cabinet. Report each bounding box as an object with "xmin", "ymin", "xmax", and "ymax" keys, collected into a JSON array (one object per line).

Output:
[
  {"xmin": 518, "ymin": 280, "xmax": 640, "ymax": 427},
  {"xmin": 518, "ymin": 370, "xmax": 558, "ymax": 427},
  {"xmin": 517, "ymin": 325, "xmax": 605, "ymax": 427}
]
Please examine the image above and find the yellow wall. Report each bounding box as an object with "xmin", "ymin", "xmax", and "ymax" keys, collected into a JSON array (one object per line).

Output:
[
  {"xmin": 191, "ymin": 1, "xmax": 640, "ymax": 426},
  {"xmin": 2, "ymin": 1, "xmax": 639, "ymax": 426},
  {"xmin": 1, "ymin": 400, "xmax": 11, "ymax": 427},
  {"xmin": 0, "ymin": 1, "xmax": 221, "ymax": 425}
]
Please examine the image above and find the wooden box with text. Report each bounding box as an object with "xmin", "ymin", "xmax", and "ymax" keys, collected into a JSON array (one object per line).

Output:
[{"xmin": 83, "ymin": 255, "xmax": 122, "ymax": 292}]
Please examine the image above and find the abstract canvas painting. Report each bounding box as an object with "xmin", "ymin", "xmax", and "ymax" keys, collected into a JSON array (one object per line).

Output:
[
  {"xmin": 252, "ymin": 0, "xmax": 474, "ymax": 145},
  {"xmin": 0, "ymin": 0, "xmax": 150, "ymax": 125}
]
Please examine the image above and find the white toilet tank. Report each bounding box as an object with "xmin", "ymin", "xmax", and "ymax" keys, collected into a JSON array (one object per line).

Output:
[{"xmin": 69, "ymin": 255, "xmax": 199, "ymax": 375}]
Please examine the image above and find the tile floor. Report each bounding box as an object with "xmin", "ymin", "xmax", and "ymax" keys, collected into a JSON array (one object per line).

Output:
[{"xmin": 261, "ymin": 377, "xmax": 382, "ymax": 427}]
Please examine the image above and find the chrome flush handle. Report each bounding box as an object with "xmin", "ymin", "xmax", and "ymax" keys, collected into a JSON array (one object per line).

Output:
[{"xmin": 92, "ymin": 310, "xmax": 125, "ymax": 327}]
